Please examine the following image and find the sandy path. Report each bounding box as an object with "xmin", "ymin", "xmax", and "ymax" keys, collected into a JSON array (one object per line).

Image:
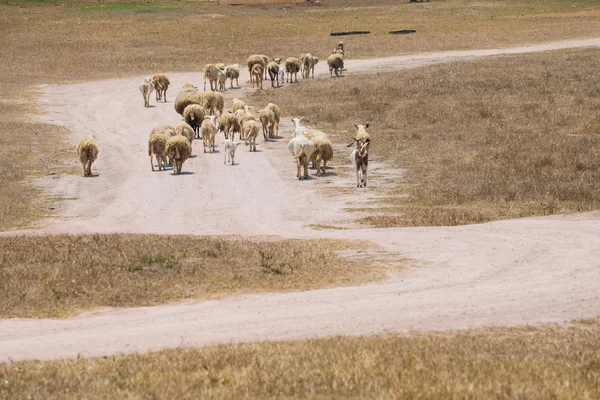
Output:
[{"xmin": 1, "ymin": 38, "xmax": 600, "ymax": 362}]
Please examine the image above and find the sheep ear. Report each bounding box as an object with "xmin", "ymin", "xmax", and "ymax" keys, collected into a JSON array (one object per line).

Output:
[
  {"xmin": 364, "ymin": 124, "xmax": 369, "ymax": 128},
  {"xmin": 354, "ymin": 125, "xmax": 358, "ymax": 129},
  {"xmin": 346, "ymin": 140, "xmax": 356, "ymax": 147}
]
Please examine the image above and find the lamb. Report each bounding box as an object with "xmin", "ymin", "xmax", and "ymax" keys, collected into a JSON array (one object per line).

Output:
[
  {"xmin": 348, "ymin": 137, "xmax": 368, "ymax": 187},
  {"xmin": 200, "ymin": 91, "xmax": 224, "ymax": 116},
  {"xmin": 247, "ymin": 55, "xmax": 265, "ymax": 84},
  {"xmin": 332, "ymin": 41, "xmax": 345, "ymax": 54},
  {"xmin": 219, "ymin": 111, "xmax": 242, "ymax": 140},
  {"xmin": 183, "ymin": 104, "xmax": 206, "ymax": 139},
  {"xmin": 309, "ymin": 133, "xmax": 333, "ymax": 176},
  {"xmin": 175, "ymin": 122, "xmax": 194, "ymax": 147},
  {"xmin": 148, "ymin": 133, "xmax": 168, "ymax": 171},
  {"xmin": 259, "ymin": 55, "xmax": 270, "ymax": 79},
  {"xmin": 267, "ymin": 61, "xmax": 280, "ymax": 88},
  {"xmin": 328, "ymin": 54, "xmax": 344, "ymax": 77},
  {"xmin": 76, "ymin": 135, "xmax": 99, "ymax": 177},
  {"xmin": 203, "ymin": 64, "xmax": 220, "ymax": 91},
  {"xmin": 224, "ymin": 64, "xmax": 240, "ymax": 89},
  {"xmin": 232, "ymin": 98, "xmax": 247, "ymax": 114},
  {"xmin": 302, "ymin": 54, "xmax": 319, "ymax": 79},
  {"xmin": 243, "ymin": 120, "xmax": 261, "ymax": 152},
  {"xmin": 285, "ymin": 57, "xmax": 301, "ymax": 83},
  {"xmin": 165, "ymin": 135, "xmax": 191, "ymax": 175},
  {"xmin": 288, "ymin": 118, "xmax": 315, "ymax": 180},
  {"xmin": 139, "ymin": 76, "xmax": 154, "ymax": 107},
  {"xmin": 217, "ymin": 67, "xmax": 228, "ymax": 91},
  {"xmin": 265, "ymin": 103, "xmax": 281, "ymax": 138},
  {"xmin": 174, "ymin": 87, "xmax": 202, "ymax": 116},
  {"xmin": 152, "ymin": 74, "xmax": 170, "ymax": 102},
  {"xmin": 223, "ymin": 139, "xmax": 240, "ymax": 166},
  {"xmin": 258, "ymin": 108, "xmax": 275, "ymax": 141},
  {"xmin": 349, "ymin": 124, "xmax": 371, "ymax": 149},
  {"xmin": 201, "ymin": 115, "xmax": 219, "ymax": 154},
  {"xmin": 251, "ymin": 63, "xmax": 264, "ymax": 90}
]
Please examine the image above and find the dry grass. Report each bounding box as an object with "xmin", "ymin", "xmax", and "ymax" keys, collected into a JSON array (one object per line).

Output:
[
  {"xmin": 0, "ymin": 0, "xmax": 599, "ymax": 230},
  {"xmin": 2, "ymin": 319, "xmax": 599, "ymax": 399},
  {"xmin": 252, "ymin": 49, "xmax": 600, "ymax": 226},
  {"xmin": 0, "ymin": 234, "xmax": 387, "ymax": 318}
]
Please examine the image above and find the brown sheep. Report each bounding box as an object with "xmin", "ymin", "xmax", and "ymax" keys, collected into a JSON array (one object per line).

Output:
[
  {"xmin": 174, "ymin": 88, "xmax": 202, "ymax": 116},
  {"xmin": 251, "ymin": 64, "xmax": 264, "ymax": 90},
  {"xmin": 148, "ymin": 133, "xmax": 168, "ymax": 171},
  {"xmin": 310, "ymin": 134, "xmax": 333, "ymax": 176},
  {"xmin": 265, "ymin": 103, "xmax": 281, "ymax": 138},
  {"xmin": 175, "ymin": 122, "xmax": 194, "ymax": 147},
  {"xmin": 267, "ymin": 61, "xmax": 280, "ymax": 88},
  {"xmin": 247, "ymin": 54, "xmax": 265, "ymax": 84},
  {"xmin": 218, "ymin": 111, "xmax": 242, "ymax": 141},
  {"xmin": 232, "ymin": 98, "xmax": 247, "ymax": 114},
  {"xmin": 258, "ymin": 108, "xmax": 275, "ymax": 141},
  {"xmin": 165, "ymin": 135, "xmax": 191, "ymax": 175},
  {"xmin": 183, "ymin": 104, "xmax": 206, "ymax": 139},
  {"xmin": 77, "ymin": 135, "xmax": 99, "ymax": 177},
  {"xmin": 327, "ymin": 54, "xmax": 344, "ymax": 77},
  {"xmin": 225, "ymin": 64, "xmax": 240, "ymax": 89},
  {"xmin": 152, "ymin": 74, "xmax": 170, "ymax": 102},
  {"xmin": 285, "ymin": 57, "xmax": 300, "ymax": 83},
  {"xmin": 200, "ymin": 91, "xmax": 224, "ymax": 116},
  {"xmin": 203, "ymin": 64, "xmax": 220, "ymax": 91},
  {"xmin": 244, "ymin": 120, "xmax": 261, "ymax": 152}
]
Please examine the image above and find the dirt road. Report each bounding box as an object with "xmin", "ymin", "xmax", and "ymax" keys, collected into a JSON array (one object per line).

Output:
[{"xmin": 1, "ymin": 38, "xmax": 599, "ymax": 362}]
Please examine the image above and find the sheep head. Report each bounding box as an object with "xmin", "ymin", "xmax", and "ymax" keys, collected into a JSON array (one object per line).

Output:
[{"xmin": 291, "ymin": 117, "xmax": 304, "ymax": 131}]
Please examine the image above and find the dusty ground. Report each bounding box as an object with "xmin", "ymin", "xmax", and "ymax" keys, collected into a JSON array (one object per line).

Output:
[{"xmin": 1, "ymin": 38, "xmax": 600, "ymax": 362}]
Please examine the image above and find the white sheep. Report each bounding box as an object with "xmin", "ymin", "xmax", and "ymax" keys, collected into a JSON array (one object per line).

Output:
[
  {"xmin": 288, "ymin": 118, "xmax": 315, "ymax": 180},
  {"xmin": 302, "ymin": 54, "xmax": 319, "ymax": 79},
  {"xmin": 139, "ymin": 76, "xmax": 154, "ymax": 107},
  {"xmin": 201, "ymin": 115, "xmax": 218, "ymax": 154},
  {"xmin": 243, "ymin": 120, "xmax": 261, "ymax": 152},
  {"xmin": 223, "ymin": 139, "xmax": 240, "ymax": 166},
  {"xmin": 77, "ymin": 135, "xmax": 99, "ymax": 176},
  {"xmin": 348, "ymin": 137, "xmax": 369, "ymax": 187}
]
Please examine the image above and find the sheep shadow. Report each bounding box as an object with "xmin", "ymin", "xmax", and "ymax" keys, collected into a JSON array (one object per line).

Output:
[
  {"xmin": 83, "ymin": 173, "xmax": 100, "ymax": 178},
  {"xmin": 190, "ymin": 154, "xmax": 198, "ymax": 158},
  {"xmin": 171, "ymin": 171, "xmax": 194, "ymax": 176}
]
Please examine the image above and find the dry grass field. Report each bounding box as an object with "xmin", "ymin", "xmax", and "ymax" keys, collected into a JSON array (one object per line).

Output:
[
  {"xmin": 0, "ymin": 234, "xmax": 386, "ymax": 318},
  {"xmin": 1, "ymin": 0, "xmax": 600, "ymax": 230},
  {"xmin": 252, "ymin": 49, "xmax": 600, "ymax": 226},
  {"xmin": 2, "ymin": 319, "xmax": 599, "ymax": 399}
]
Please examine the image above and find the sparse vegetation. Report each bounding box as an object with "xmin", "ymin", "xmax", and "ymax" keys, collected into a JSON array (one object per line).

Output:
[
  {"xmin": 253, "ymin": 49, "xmax": 600, "ymax": 226},
  {"xmin": 1, "ymin": 0, "xmax": 599, "ymax": 230},
  {"xmin": 2, "ymin": 319, "xmax": 599, "ymax": 399},
  {"xmin": 0, "ymin": 234, "xmax": 386, "ymax": 318}
]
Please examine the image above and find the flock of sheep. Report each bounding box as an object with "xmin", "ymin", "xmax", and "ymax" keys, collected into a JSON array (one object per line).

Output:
[{"xmin": 76, "ymin": 42, "xmax": 370, "ymax": 186}]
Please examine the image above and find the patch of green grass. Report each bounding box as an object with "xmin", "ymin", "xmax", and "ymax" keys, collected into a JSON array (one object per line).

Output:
[{"xmin": 79, "ymin": 2, "xmax": 177, "ymax": 12}]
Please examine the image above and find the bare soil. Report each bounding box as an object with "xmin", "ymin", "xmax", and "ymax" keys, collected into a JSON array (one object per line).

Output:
[{"xmin": 1, "ymin": 38, "xmax": 599, "ymax": 362}]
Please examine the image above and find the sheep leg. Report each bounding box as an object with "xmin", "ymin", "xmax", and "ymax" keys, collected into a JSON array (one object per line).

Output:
[
  {"xmin": 322, "ymin": 160, "xmax": 327, "ymax": 176},
  {"xmin": 296, "ymin": 158, "xmax": 301, "ymax": 179},
  {"xmin": 316, "ymin": 154, "xmax": 322, "ymax": 176},
  {"xmin": 356, "ymin": 168, "xmax": 361, "ymax": 187},
  {"xmin": 150, "ymin": 155, "xmax": 155, "ymax": 172}
]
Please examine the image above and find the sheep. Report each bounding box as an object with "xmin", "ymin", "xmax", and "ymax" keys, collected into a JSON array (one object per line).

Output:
[
  {"xmin": 223, "ymin": 139, "xmax": 240, "ymax": 166},
  {"xmin": 285, "ymin": 57, "xmax": 300, "ymax": 83},
  {"xmin": 349, "ymin": 124, "xmax": 371, "ymax": 149},
  {"xmin": 299, "ymin": 53, "xmax": 307, "ymax": 76},
  {"xmin": 243, "ymin": 120, "xmax": 261, "ymax": 152},
  {"xmin": 247, "ymin": 54, "xmax": 265, "ymax": 84},
  {"xmin": 219, "ymin": 111, "xmax": 242, "ymax": 140},
  {"xmin": 183, "ymin": 104, "xmax": 206, "ymax": 139},
  {"xmin": 237, "ymin": 105, "xmax": 256, "ymax": 130},
  {"xmin": 309, "ymin": 133, "xmax": 333, "ymax": 176},
  {"xmin": 182, "ymin": 83, "xmax": 197, "ymax": 90},
  {"xmin": 265, "ymin": 103, "xmax": 281, "ymax": 138},
  {"xmin": 76, "ymin": 135, "xmax": 99, "ymax": 177},
  {"xmin": 251, "ymin": 63, "xmax": 264, "ymax": 90},
  {"xmin": 200, "ymin": 91, "xmax": 224, "ymax": 116},
  {"xmin": 327, "ymin": 54, "xmax": 344, "ymax": 77},
  {"xmin": 203, "ymin": 64, "xmax": 220, "ymax": 91},
  {"xmin": 258, "ymin": 108, "xmax": 275, "ymax": 141},
  {"xmin": 278, "ymin": 67, "xmax": 286, "ymax": 86},
  {"xmin": 332, "ymin": 41, "xmax": 345, "ymax": 54},
  {"xmin": 288, "ymin": 118, "xmax": 315, "ymax": 180},
  {"xmin": 232, "ymin": 98, "xmax": 247, "ymax": 114},
  {"xmin": 259, "ymin": 54, "xmax": 270, "ymax": 79},
  {"xmin": 139, "ymin": 76, "xmax": 154, "ymax": 107},
  {"xmin": 174, "ymin": 87, "xmax": 202, "ymax": 116},
  {"xmin": 201, "ymin": 115, "xmax": 218, "ymax": 154},
  {"xmin": 152, "ymin": 74, "xmax": 170, "ymax": 102},
  {"xmin": 302, "ymin": 54, "xmax": 319, "ymax": 79},
  {"xmin": 217, "ymin": 68, "xmax": 228, "ymax": 91},
  {"xmin": 150, "ymin": 125, "xmax": 176, "ymax": 137},
  {"xmin": 148, "ymin": 133, "xmax": 168, "ymax": 171},
  {"xmin": 224, "ymin": 64, "xmax": 240, "ymax": 89},
  {"xmin": 267, "ymin": 61, "xmax": 280, "ymax": 88},
  {"xmin": 348, "ymin": 137, "xmax": 368, "ymax": 187},
  {"xmin": 175, "ymin": 122, "xmax": 194, "ymax": 147},
  {"xmin": 165, "ymin": 135, "xmax": 191, "ymax": 175}
]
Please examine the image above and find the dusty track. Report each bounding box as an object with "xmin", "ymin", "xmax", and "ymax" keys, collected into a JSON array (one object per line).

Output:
[{"xmin": 1, "ymin": 38, "xmax": 600, "ymax": 362}]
